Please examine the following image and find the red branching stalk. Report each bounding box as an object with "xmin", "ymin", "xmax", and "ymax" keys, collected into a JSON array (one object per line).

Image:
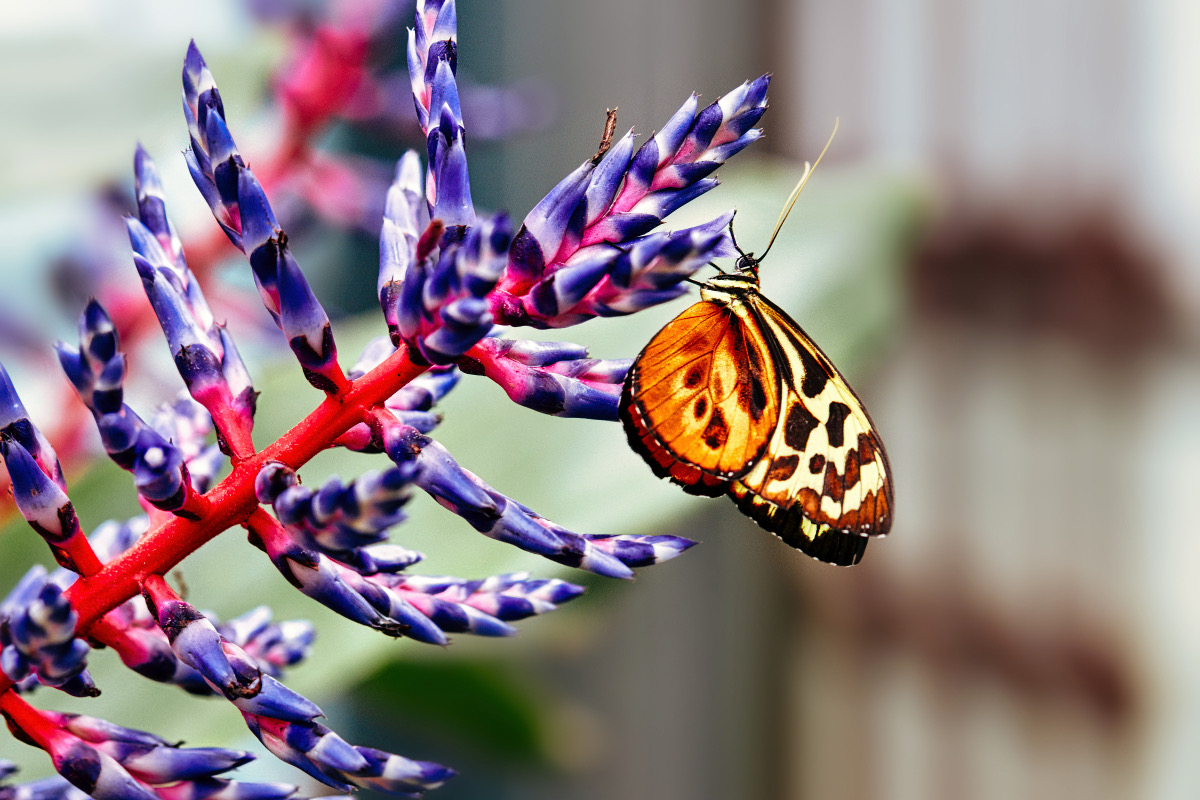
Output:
[
  {"xmin": 61, "ymin": 346, "xmax": 427, "ymax": 639},
  {"xmin": 0, "ymin": 349, "xmax": 425, "ymax": 699}
]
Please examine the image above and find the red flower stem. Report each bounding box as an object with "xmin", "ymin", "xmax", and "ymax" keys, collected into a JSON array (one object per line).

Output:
[
  {"xmin": 57, "ymin": 531, "xmax": 105, "ymax": 577},
  {"xmin": 88, "ymin": 614, "xmax": 132, "ymax": 649},
  {"xmin": 0, "ymin": 691, "xmax": 57, "ymax": 749},
  {"xmin": 61, "ymin": 346, "xmax": 428, "ymax": 635},
  {"xmin": 141, "ymin": 574, "xmax": 177, "ymax": 607}
]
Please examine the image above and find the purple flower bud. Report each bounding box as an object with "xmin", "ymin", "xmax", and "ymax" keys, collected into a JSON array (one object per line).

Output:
[
  {"xmin": 124, "ymin": 190, "xmax": 256, "ymax": 453},
  {"xmin": 384, "ymin": 571, "xmax": 584, "ymax": 626},
  {"xmin": 266, "ymin": 465, "xmax": 418, "ymax": 564},
  {"xmin": 129, "ymin": 430, "xmax": 190, "ymax": 513},
  {"xmin": 381, "ymin": 423, "xmax": 690, "ymax": 578},
  {"xmin": 0, "ymin": 362, "xmax": 65, "ymax": 491},
  {"xmin": 276, "ymin": 249, "xmax": 341, "ymax": 394},
  {"xmin": 0, "ymin": 439, "xmax": 82, "ymax": 547},
  {"xmin": 244, "ymin": 714, "xmax": 453, "ymax": 796},
  {"xmin": 182, "ymin": 43, "xmax": 246, "ymax": 250},
  {"xmin": 133, "ymin": 236, "xmax": 227, "ymax": 401},
  {"xmin": 497, "ymin": 213, "xmax": 734, "ymax": 327},
  {"xmin": 346, "ymin": 543, "xmax": 425, "ymax": 575},
  {"xmin": 504, "ymin": 161, "xmax": 594, "ymax": 293},
  {"xmin": 133, "ymin": 146, "xmax": 187, "ymax": 270},
  {"xmin": 379, "ymin": 152, "xmax": 429, "ymax": 340},
  {"xmin": 182, "ymin": 42, "xmax": 218, "ymax": 171},
  {"xmin": 145, "ymin": 592, "xmax": 321, "ymax": 722},
  {"xmin": 426, "ymin": 103, "xmax": 474, "ymax": 227},
  {"xmin": 242, "ymin": 717, "xmax": 363, "ymax": 793},
  {"xmin": 55, "ymin": 300, "xmax": 127, "ymax": 416},
  {"xmin": 398, "ymin": 214, "xmax": 511, "ymax": 365},
  {"xmin": 0, "ymin": 567, "xmax": 95, "ymax": 696},
  {"xmin": 380, "ymin": 580, "xmax": 516, "ymax": 637},
  {"xmin": 6, "ymin": 710, "xmax": 282, "ymax": 800},
  {"xmin": 253, "ymin": 522, "xmax": 445, "ymax": 644},
  {"xmin": 59, "ymin": 715, "xmax": 253, "ymax": 784},
  {"xmin": 106, "ymin": 622, "xmax": 182, "ymax": 687},
  {"xmin": 236, "ymin": 171, "xmax": 344, "ymax": 393},
  {"xmin": 459, "ymin": 337, "xmax": 628, "ymax": 419},
  {"xmin": 492, "ymin": 77, "xmax": 767, "ymax": 328},
  {"xmin": 155, "ymin": 778, "xmax": 297, "ymax": 800},
  {"xmin": 408, "ymin": 0, "xmax": 460, "ymax": 133},
  {"xmin": 46, "ymin": 740, "xmax": 159, "ymax": 800},
  {"xmin": 341, "ymin": 747, "xmax": 455, "ymax": 796},
  {"xmin": 237, "ymin": 172, "xmax": 285, "ymax": 320},
  {"xmin": 408, "ymin": 1, "xmax": 473, "ymax": 227}
]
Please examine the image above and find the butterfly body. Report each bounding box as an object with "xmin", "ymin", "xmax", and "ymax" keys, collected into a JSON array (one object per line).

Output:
[{"xmin": 619, "ymin": 261, "xmax": 893, "ymax": 566}]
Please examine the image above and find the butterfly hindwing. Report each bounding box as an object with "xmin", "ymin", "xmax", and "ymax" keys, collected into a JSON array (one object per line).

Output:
[
  {"xmin": 621, "ymin": 270, "xmax": 893, "ymax": 567},
  {"xmin": 728, "ymin": 292, "xmax": 893, "ymax": 564},
  {"xmin": 620, "ymin": 299, "xmax": 781, "ymax": 496}
]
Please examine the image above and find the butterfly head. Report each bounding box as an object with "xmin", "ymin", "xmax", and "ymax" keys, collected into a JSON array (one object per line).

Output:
[{"xmin": 734, "ymin": 249, "xmax": 762, "ymax": 277}]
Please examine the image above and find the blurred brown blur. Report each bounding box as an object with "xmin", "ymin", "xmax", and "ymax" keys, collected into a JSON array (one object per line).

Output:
[{"xmin": 505, "ymin": 1, "xmax": 1200, "ymax": 798}]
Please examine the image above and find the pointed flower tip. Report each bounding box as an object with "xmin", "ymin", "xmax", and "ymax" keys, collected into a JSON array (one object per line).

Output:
[
  {"xmin": 82, "ymin": 297, "xmax": 114, "ymax": 332},
  {"xmin": 185, "ymin": 40, "xmax": 206, "ymax": 70},
  {"xmin": 134, "ymin": 142, "xmax": 151, "ymax": 171}
]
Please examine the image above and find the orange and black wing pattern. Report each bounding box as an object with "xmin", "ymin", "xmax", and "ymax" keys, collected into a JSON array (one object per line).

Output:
[
  {"xmin": 727, "ymin": 293, "xmax": 893, "ymax": 565},
  {"xmin": 619, "ymin": 300, "xmax": 781, "ymax": 497},
  {"xmin": 620, "ymin": 277, "xmax": 893, "ymax": 567}
]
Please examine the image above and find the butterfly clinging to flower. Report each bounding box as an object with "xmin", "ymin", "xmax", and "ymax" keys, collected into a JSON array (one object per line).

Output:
[{"xmin": 619, "ymin": 128, "xmax": 893, "ymax": 565}]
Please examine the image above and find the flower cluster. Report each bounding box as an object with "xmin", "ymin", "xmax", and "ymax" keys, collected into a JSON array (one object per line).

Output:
[{"xmin": 0, "ymin": 0, "xmax": 768, "ymax": 796}]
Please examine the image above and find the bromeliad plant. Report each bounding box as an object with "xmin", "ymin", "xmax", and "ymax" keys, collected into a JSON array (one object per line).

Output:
[{"xmin": 0, "ymin": 1, "xmax": 769, "ymax": 796}]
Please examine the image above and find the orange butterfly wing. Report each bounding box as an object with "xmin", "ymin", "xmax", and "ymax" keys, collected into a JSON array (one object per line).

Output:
[
  {"xmin": 727, "ymin": 292, "xmax": 893, "ymax": 565},
  {"xmin": 620, "ymin": 278, "xmax": 893, "ymax": 567},
  {"xmin": 620, "ymin": 300, "xmax": 781, "ymax": 496}
]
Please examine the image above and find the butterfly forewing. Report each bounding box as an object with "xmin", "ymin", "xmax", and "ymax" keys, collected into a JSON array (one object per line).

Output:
[
  {"xmin": 620, "ymin": 270, "xmax": 893, "ymax": 567},
  {"xmin": 621, "ymin": 299, "xmax": 781, "ymax": 495},
  {"xmin": 728, "ymin": 293, "xmax": 893, "ymax": 564}
]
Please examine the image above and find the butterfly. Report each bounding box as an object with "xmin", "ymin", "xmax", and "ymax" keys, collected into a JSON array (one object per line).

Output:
[{"xmin": 619, "ymin": 134, "xmax": 893, "ymax": 566}]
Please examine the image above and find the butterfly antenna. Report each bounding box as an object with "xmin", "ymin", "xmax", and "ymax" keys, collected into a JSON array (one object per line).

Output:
[
  {"xmin": 758, "ymin": 117, "xmax": 839, "ymax": 262},
  {"xmin": 728, "ymin": 217, "xmax": 749, "ymax": 259}
]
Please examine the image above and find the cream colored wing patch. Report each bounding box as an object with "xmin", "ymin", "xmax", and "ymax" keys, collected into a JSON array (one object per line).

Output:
[{"xmin": 728, "ymin": 293, "xmax": 893, "ymax": 565}]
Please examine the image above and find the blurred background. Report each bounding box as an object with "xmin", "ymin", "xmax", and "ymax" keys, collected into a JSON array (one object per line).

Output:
[{"xmin": 2, "ymin": 0, "xmax": 1199, "ymax": 798}]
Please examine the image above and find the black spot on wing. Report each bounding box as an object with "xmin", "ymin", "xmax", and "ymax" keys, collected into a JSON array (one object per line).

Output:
[
  {"xmin": 767, "ymin": 455, "xmax": 799, "ymax": 480},
  {"xmin": 694, "ymin": 396, "xmax": 708, "ymax": 419},
  {"xmin": 742, "ymin": 338, "xmax": 770, "ymax": 421},
  {"xmin": 784, "ymin": 403, "xmax": 819, "ymax": 451},
  {"xmin": 825, "ymin": 401, "xmax": 850, "ymax": 448},
  {"xmin": 797, "ymin": 346, "xmax": 829, "ymax": 398},
  {"xmin": 748, "ymin": 376, "xmax": 768, "ymax": 421},
  {"xmin": 809, "ymin": 454, "xmax": 826, "ymax": 474},
  {"xmin": 704, "ymin": 407, "xmax": 729, "ymax": 449}
]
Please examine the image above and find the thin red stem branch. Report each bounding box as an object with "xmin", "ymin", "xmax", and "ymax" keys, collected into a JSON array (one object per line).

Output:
[
  {"xmin": 0, "ymin": 691, "xmax": 57, "ymax": 750},
  {"xmin": 62, "ymin": 346, "xmax": 427, "ymax": 634}
]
